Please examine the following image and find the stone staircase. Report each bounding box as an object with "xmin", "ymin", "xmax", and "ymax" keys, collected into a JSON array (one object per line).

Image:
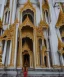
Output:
[{"xmin": 0, "ymin": 68, "xmax": 64, "ymax": 77}]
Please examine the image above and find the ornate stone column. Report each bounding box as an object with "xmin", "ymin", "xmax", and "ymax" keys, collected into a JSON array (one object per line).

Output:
[
  {"xmin": 36, "ymin": 51, "xmax": 40, "ymax": 67},
  {"xmin": 14, "ymin": 24, "xmax": 19, "ymax": 68},
  {"xmin": 42, "ymin": 53, "xmax": 45, "ymax": 67},
  {"xmin": 0, "ymin": 41, "xmax": 3, "ymax": 67},
  {"xmin": 17, "ymin": 29, "xmax": 22, "ymax": 68},
  {"xmin": 47, "ymin": 52, "xmax": 50, "ymax": 68},
  {"xmin": 8, "ymin": 25, "xmax": 16, "ymax": 68},
  {"xmin": 42, "ymin": 46, "xmax": 47, "ymax": 68},
  {"xmin": 33, "ymin": 28, "xmax": 36, "ymax": 68},
  {"xmin": 30, "ymin": 53, "xmax": 33, "ymax": 68},
  {"xmin": 36, "ymin": 37, "xmax": 40, "ymax": 67}
]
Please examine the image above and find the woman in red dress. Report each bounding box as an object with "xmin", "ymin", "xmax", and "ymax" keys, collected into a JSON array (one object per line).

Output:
[{"xmin": 23, "ymin": 66, "xmax": 28, "ymax": 77}]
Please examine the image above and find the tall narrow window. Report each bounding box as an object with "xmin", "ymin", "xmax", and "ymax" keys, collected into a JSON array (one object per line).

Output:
[
  {"xmin": 8, "ymin": 11, "xmax": 10, "ymax": 24},
  {"xmin": 44, "ymin": 10, "xmax": 51, "ymax": 23},
  {"xmin": 4, "ymin": 10, "xmax": 10, "ymax": 24},
  {"xmin": 5, "ymin": 11, "xmax": 7, "ymax": 24},
  {"xmin": 22, "ymin": 9, "xmax": 34, "ymax": 23}
]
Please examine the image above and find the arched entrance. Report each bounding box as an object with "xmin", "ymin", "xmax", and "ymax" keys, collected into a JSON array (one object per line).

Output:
[
  {"xmin": 22, "ymin": 37, "xmax": 34, "ymax": 68},
  {"xmin": 19, "ymin": 18, "xmax": 35, "ymax": 68},
  {"xmin": 22, "ymin": 50, "xmax": 30, "ymax": 67}
]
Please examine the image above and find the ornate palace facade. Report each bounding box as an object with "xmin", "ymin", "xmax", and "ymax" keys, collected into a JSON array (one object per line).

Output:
[{"xmin": 0, "ymin": 0, "xmax": 64, "ymax": 70}]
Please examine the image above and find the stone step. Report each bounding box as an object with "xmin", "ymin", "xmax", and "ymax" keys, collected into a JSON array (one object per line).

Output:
[{"xmin": 0, "ymin": 69, "xmax": 64, "ymax": 77}]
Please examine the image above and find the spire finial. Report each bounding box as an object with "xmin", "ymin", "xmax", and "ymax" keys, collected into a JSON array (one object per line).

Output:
[{"xmin": 28, "ymin": 0, "xmax": 30, "ymax": 2}]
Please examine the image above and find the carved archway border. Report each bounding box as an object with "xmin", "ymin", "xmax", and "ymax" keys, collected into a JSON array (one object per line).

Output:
[
  {"xmin": 19, "ymin": 16, "xmax": 35, "ymax": 30},
  {"xmin": 20, "ymin": 1, "xmax": 36, "ymax": 13},
  {"xmin": 22, "ymin": 36, "xmax": 33, "ymax": 41}
]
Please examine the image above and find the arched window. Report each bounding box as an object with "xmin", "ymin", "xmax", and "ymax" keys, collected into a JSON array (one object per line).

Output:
[
  {"xmin": 4, "ymin": 9, "xmax": 10, "ymax": 24},
  {"xmin": 22, "ymin": 9, "xmax": 34, "ymax": 23},
  {"xmin": 44, "ymin": 10, "xmax": 51, "ymax": 23},
  {"xmin": 43, "ymin": 0, "xmax": 51, "ymax": 23}
]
